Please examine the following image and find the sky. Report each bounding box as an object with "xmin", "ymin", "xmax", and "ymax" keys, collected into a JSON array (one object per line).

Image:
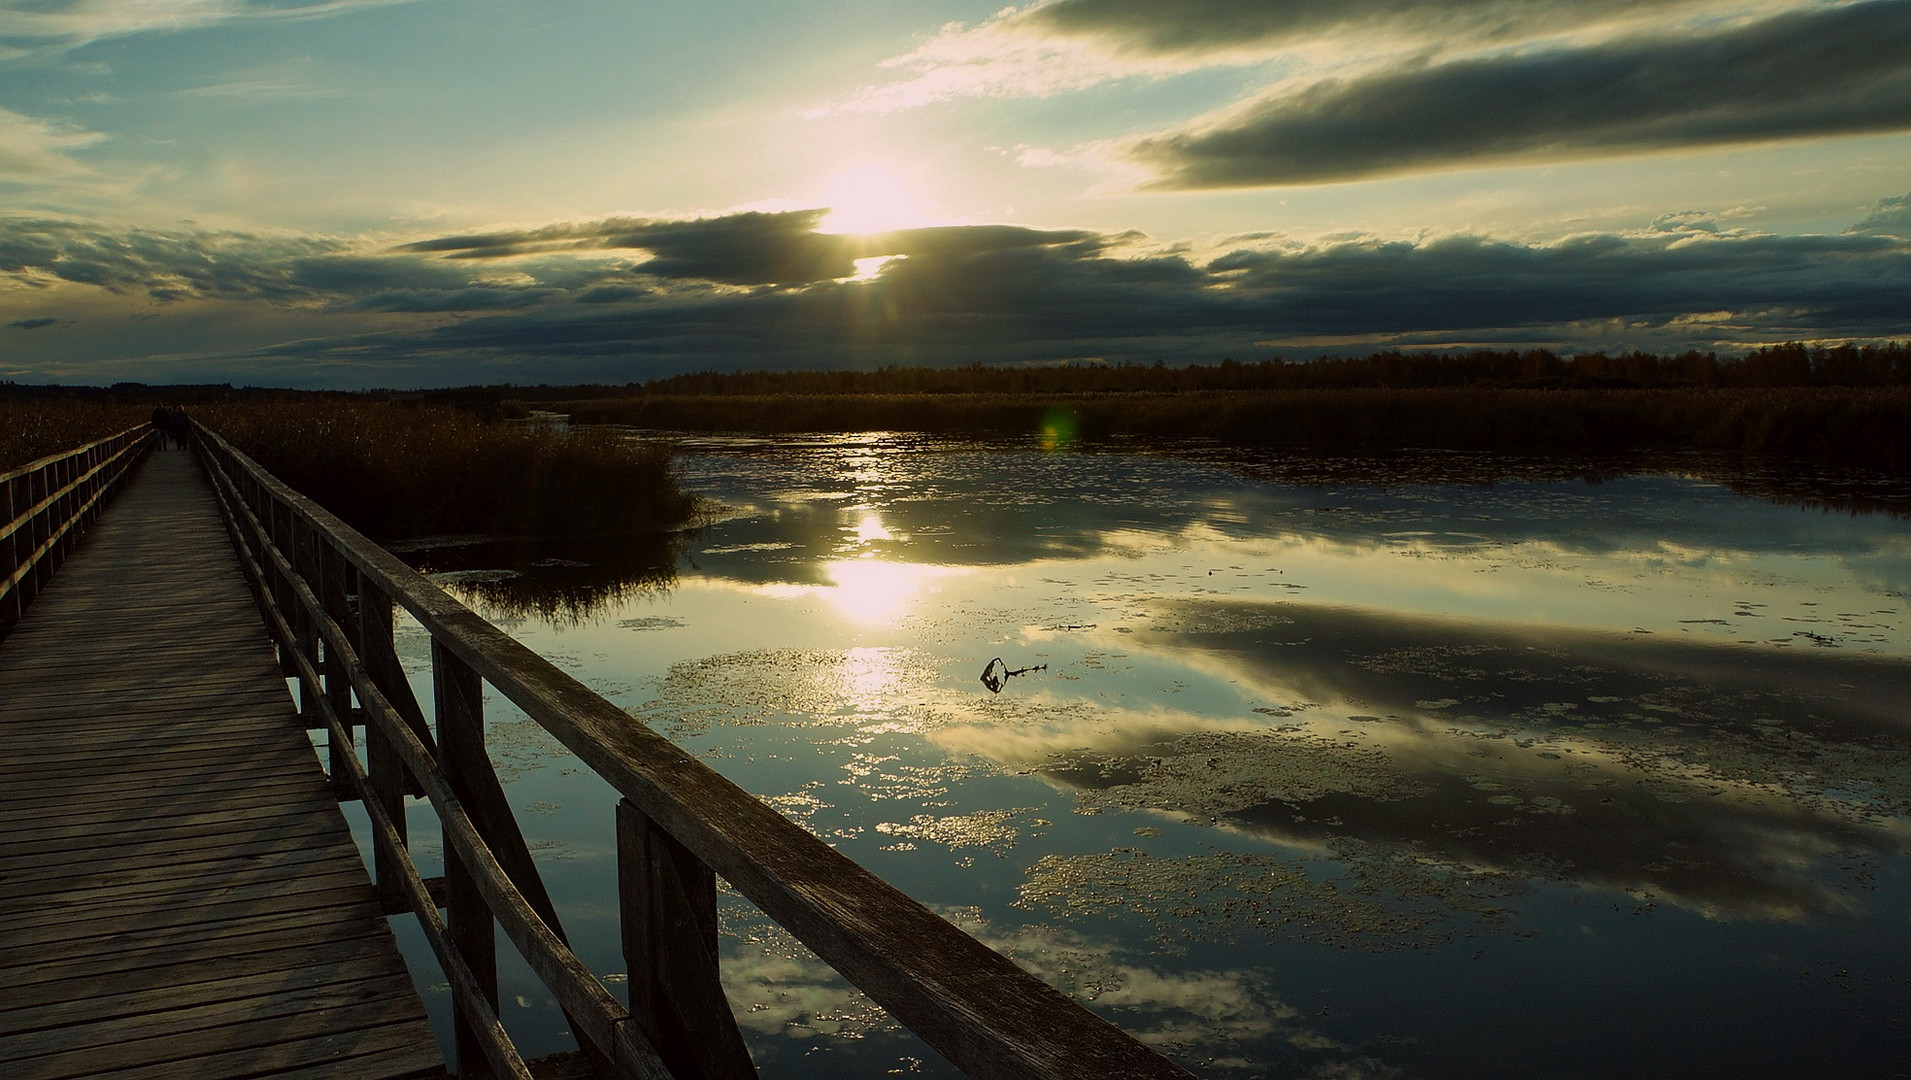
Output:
[{"xmin": 0, "ymin": 0, "xmax": 1907, "ymax": 388}]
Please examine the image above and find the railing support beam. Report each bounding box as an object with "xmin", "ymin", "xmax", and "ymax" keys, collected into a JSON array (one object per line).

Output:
[
  {"xmin": 360, "ymin": 586, "xmax": 412, "ymax": 915},
  {"xmin": 436, "ymin": 640, "xmax": 501, "ymax": 1078},
  {"xmin": 618, "ymin": 799, "xmax": 759, "ymax": 1080}
]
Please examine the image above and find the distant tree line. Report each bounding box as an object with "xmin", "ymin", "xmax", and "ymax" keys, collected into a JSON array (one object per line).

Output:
[
  {"xmin": 614, "ymin": 342, "xmax": 1911, "ymax": 397},
  {"xmin": 5, "ymin": 342, "xmax": 1906, "ymax": 404}
]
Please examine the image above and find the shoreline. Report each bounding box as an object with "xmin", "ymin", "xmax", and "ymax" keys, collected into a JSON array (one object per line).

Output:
[{"xmin": 539, "ymin": 386, "xmax": 1911, "ymax": 468}]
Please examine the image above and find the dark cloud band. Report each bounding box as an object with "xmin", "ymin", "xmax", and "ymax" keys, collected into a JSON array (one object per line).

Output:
[
  {"xmin": 3, "ymin": 199, "xmax": 1907, "ymax": 386},
  {"xmin": 1130, "ymin": 0, "xmax": 1911, "ymax": 187},
  {"xmin": 399, "ymin": 212, "xmax": 1106, "ymax": 287},
  {"xmin": 1023, "ymin": 0, "xmax": 1683, "ymax": 54}
]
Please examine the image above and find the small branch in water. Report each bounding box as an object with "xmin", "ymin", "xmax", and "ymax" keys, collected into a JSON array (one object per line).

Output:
[{"xmin": 980, "ymin": 657, "xmax": 1047, "ymax": 694}]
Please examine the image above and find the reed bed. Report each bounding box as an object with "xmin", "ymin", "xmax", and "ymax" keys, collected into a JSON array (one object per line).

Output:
[
  {"xmin": 193, "ymin": 400, "xmax": 699, "ymax": 540},
  {"xmin": 0, "ymin": 401, "xmax": 150, "ymax": 474},
  {"xmin": 552, "ymin": 386, "xmax": 1911, "ymax": 466}
]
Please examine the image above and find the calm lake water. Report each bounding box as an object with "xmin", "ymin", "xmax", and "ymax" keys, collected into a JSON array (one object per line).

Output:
[{"xmin": 364, "ymin": 433, "xmax": 1911, "ymax": 1079}]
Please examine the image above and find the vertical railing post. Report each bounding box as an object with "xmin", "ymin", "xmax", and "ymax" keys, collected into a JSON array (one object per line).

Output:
[
  {"xmin": 271, "ymin": 501, "xmax": 299, "ymax": 679},
  {"xmin": 321, "ymin": 540, "xmax": 357, "ymax": 799},
  {"xmin": 88, "ymin": 441, "xmax": 103, "ymax": 522},
  {"xmin": 59, "ymin": 455, "xmax": 77, "ymax": 561},
  {"xmin": 359, "ymin": 581, "xmax": 410, "ymax": 913},
  {"xmin": 49, "ymin": 456, "xmax": 66, "ymax": 567},
  {"xmin": 2, "ymin": 476, "xmax": 19, "ymax": 627},
  {"xmin": 43, "ymin": 460, "xmax": 57, "ymax": 595},
  {"xmin": 617, "ymin": 799, "xmax": 759, "ymax": 1080},
  {"xmin": 26, "ymin": 466, "xmax": 47, "ymax": 606},
  {"xmin": 357, "ymin": 580, "xmax": 435, "ymax": 798},
  {"xmin": 77, "ymin": 445, "xmax": 93, "ymax": 530},
  {"xmin": 435, "ymin": 639, "xmax": 499, "ymax": 1078},
  {"xmin": 291, "ymin": 517, "xmax": 323, "ymax": 731}
]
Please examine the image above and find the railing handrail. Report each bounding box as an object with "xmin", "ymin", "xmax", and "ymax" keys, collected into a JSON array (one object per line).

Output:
[
  {"xmin": 1, "ymin": 424, "xmax": 153, "ymax": 632},
  {"xmin": 191, "ymin": 420, "xmax": 1195, "ymax": 1080}
]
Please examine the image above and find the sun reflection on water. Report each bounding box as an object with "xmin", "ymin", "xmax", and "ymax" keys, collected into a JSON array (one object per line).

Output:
[
  {"xmin": 840, "ymin": 646, "xmax": 906, "ymax": 715},
  {"xmin": 822, "ymin": 559, "xmax": 956, "ymax": 626},
  {"xmin": 852, "ymin": 511, "xmax": 893, "ymax": 544}
]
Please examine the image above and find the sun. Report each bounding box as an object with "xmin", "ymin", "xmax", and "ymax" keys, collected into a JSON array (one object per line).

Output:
[{"xmin": 816, "ymin": 165, "xmax": 927, "ymax": 235}]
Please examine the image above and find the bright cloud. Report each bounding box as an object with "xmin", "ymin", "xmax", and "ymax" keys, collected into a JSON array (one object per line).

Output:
[
  {"xmin": 0, "ymin": 107, "xmax": 101, "ymax": 180},
  {"xmin": 0, "ymin": 0, "xmax": 420, "ymax": 49}
]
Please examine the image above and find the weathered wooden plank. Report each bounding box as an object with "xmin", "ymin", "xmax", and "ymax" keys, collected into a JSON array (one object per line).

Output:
[
  {"xmin": 0, "ymin": 899, "xmax": 386, "ymax": 970},
  {"xmin": 0, "ymin": 818, "xmax": 355, "ymax": 883},
  {"xmin": 0, "ymin": 910, "xmax": 385, "ymax": 992},
  {"xmin": 0, "ymin": 753, "xmax": 324, "ymax": 795},
  {"xmin": 1, "ymin": 658, "xmax": 269, "ymax": 682},
  {"xmin": 0, "ymin": 448, "xmax": 439, "ymax": 1079},
  {"xmin": 26, "ymin": 589, "xmax": 254, "ymax": 609},
  {"xmin": 0, "ymin": 928, "xmax": 411, "ymax": 1024},
  {"xmin": 0, "ymin": 798, "xmax": 344, "ymax": 857},
  {"xmin": 0, "ymin": 734, "xmax": 315, "ymax": 775},
  {"xmin": 0, "ymin": 692, "xmax": 288, "ymax": 725},
  {"xmin": 0, "ymin": 730, "xmax": 317, "ymax": 772},
  {"xmin": 228, "ymin": 1039, "xmax": 449, "ymax": 1080},
  {"xmin": 0, "ymin": 668, "xmax": 283, "ymax": 701},
  {"xmin": 0, "ymin": 691, "xmax": 301, "ymax": 726},
  {"xmin": 1, "ymin": 870, "xmax": 379, "ymax": 935},
  {"xmin": 0, "ymin": 817, "xmax": 346, "ymax": 879},
  {"xmin": 1, "ymin": 869, "xmax": 378, "ymax": 946},
  {"xmin": 0, "ymin": 839, "xmax": 364, "ymax": 912},
  {"xmin": 0, "ymin": 634, "xmax": 270, "ymax": 664},
  {"xmin": 0, "ymin": 828, "xmax": 359, "ymax": 897},
  {"xmin": 0, "ymin": 775, "xmax": 325, "ymax": 827},
  {"xmin": 0, "ymin": 732, "xmax": 313, "ymax": 769},
  {"xmin": 0, "ymin": 971, "xmax": 419, "ymax": 1066},
  {"xmin": 69, "ymin": 1018, "xmax": 443, "ymax": 1080},
  {"xmin": 0, "ymin": 901, "xmax": 384, "ymax": 983},
  {"xmin": 2, "ymin": 594, "xmax": 262, "ymax": 622}
]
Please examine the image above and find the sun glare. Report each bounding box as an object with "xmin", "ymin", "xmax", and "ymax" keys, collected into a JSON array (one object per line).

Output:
[
  {"xmin": 822, "ymin": 559, "xmax": 955, "ymax": 625},
  {"xmin": 817, "ymin": 165, "xmax": 926, "ymax": 234}
]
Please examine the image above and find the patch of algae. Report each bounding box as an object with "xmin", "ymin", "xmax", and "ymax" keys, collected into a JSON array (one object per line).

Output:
[
  {"xmin": 874, "ymin": 807, "xmax": 1040, "ymax": 856},
  {"xmin": 625, "ymin": 647, "xmax": 936, "ymax": 739},
  {"xmin": 1019, "ymin": 847, "xmax": 1505, "ymax": 952},
  {"xmin": 1144, "ymin": 607, "xmax": 1298, "ymax": 635},
  {"xmin": 1059, "ymin": 729, "xmax": 1433, "ymax": 821}
]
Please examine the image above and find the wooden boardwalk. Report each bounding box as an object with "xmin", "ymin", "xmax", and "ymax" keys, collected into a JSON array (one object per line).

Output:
[{"xmin": 0, "ymin": 449, "xmax": 444, "ymax": 1080}]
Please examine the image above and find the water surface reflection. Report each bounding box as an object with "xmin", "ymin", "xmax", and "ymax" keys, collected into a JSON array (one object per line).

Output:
[{"xmin": 422, "ymin": 434, "xmax": 1911, "ymax": 1079}]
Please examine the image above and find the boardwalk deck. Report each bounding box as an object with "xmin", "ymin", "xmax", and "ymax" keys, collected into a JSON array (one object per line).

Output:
[{"xmin": 0, "ymin": 449, "xmax": 444, "ymax": 1080}]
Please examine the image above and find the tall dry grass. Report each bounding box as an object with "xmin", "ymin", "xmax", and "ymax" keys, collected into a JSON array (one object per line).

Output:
[
  {"xmin": 193, "ymin": 399, "xmax": 699, "ymax": 540},
  {"xmin": 0, "ymin": 401, "xmax": 150, "ymax": 474}
]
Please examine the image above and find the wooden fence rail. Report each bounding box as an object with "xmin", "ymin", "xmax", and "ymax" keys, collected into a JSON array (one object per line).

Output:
[
  {"xmin": 190, "ymin": 422, "xmax": 1195, "ymax": 1080},
  {"xmin": 0, "ymin": 424, "xmax": 153, "ymax": 636}
]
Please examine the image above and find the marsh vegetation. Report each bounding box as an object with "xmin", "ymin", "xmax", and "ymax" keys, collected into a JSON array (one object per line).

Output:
[
  {"xmin": 194, "ymin": 400, "xmax": 697, "ymax": 540},
  {"xmin": 0, "ymin": 399, "xmax": 147, "ymax": 473},
  {"xmin": 529, "ymin": 343, "xmax": 1911, "ymax": 465},
  {"xmin": 1, "ymin": 393, "xmax": 699, "ymax": 541}
]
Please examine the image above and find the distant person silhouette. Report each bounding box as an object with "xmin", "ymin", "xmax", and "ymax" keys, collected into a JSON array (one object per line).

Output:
[
  {"xmin": 150, "ymin": 405, "xmax": 171, "ymax": 450},
  {"xmin": 167, "ymin": 407, "xmax": 191, "ymax": 451}
]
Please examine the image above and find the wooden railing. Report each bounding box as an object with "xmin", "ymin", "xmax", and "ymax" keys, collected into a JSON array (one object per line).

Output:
[
  {"xmin": 191, "ymin": 422, "xmax": 1195, "ymax": 1080},
  {"xmin": 1, "ymin": 425, "xmax": 153, "ymax": 636}
]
